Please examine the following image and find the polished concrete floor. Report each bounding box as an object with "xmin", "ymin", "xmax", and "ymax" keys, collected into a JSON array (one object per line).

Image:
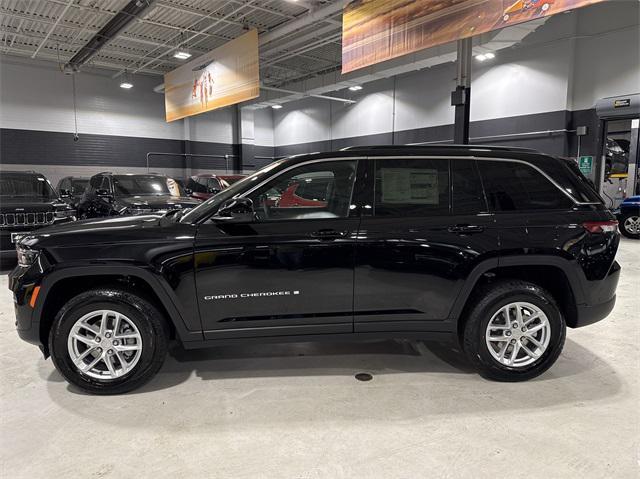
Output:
[{"xmin": 1, "ymin": 239, "xmax": 638, "ymax": 478}]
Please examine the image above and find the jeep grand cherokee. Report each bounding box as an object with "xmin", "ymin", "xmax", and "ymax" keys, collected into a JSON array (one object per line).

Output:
[{"xmin": 9, "ymin": 146, "xmax": 620, "ymax": 394}]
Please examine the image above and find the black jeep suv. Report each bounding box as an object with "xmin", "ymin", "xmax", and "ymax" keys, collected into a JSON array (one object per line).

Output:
[
  {"xmin": 1, "ymin": 171, "xmax": 76, "ymax": 263},
  {"xmin": 9, "ymin": 146, "xmax": 620, "ymax": 394},
  {"xmin": 77, "ymin": 172, "xmax": 200, "ymax": 218}
]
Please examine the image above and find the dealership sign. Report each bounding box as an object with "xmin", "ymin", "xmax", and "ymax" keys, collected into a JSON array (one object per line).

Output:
[
  {"xmin": 164, "ymin": 30, "xmax": 259, "ymax": 122},
  {"xmin": 342, "ymin": 0, "xmax": 608, "ymax": 74}
]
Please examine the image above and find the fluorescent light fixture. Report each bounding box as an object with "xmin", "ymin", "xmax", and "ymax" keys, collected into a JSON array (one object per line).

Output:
[
  {"xmin": 475, "ymin": 52, "xmax": 495, "ymax": 62},
  {"xmin": 348, "ymin": 85, "xmax": 363, "ymax": 91},
  {"xmin": 173, "ymin": 51, "xmax": 192, "ymax": 60},
  {"xmin": 271, "ymin": 104, "xmax": 283, "ymax": 109},
  {"xmin": 119, "ymin": 81, "xmax": 133, "ymax": 89}
]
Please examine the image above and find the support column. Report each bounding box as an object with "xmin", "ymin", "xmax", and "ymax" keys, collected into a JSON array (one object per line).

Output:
[
  {"xmin": 452, "ymin": 38, "xmax": 472, "ymax": 145},
  {"xmin": 235, "ymin": 106, "xmax": 255, "ymax": 173},
  {"xmin": 183, "ymin": 117, "xmax": 193, "ymax": 177}
]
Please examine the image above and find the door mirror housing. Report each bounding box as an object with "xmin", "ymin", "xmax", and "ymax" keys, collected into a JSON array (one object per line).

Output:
[
  {"xmin": 96, "ymin": 189, "xmax": 113, "ymax": 200},
  {"xmin": 213, "ymin": 198, "xmax": 255, "ymax": 223},
  {"xmin": 59, "ymin": 188, "xmax": 71, "ymax": 198},
  {"xmin": 208, "ymin": 187, "xmax": 221, "ymax": 194}
]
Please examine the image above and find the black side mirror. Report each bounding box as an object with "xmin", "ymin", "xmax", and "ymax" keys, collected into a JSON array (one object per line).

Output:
[
  {"xmin": 208, "ymin": 187, "xmax": 221, "ymax": 194},
  {"xmin": 213, "ymin": 198, "xmax": 255, "ymax": 223},
  {"xmin": 59, "ymin": 188, "xmax": 71, "ymax": 198},
  {"xmin": 184, "ymin": 188, "xmax": 193, "ymax": 195}
]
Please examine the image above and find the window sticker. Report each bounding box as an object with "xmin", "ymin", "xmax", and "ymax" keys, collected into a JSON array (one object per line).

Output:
[{"xmin": 381, "ymin": 168, "xmax": 439, "ymax": 204}]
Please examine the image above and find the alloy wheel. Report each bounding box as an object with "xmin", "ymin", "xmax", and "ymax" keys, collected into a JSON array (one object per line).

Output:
[
  {"xmin": 67, "ymin": 310, "xmax": 143, "ymax": 380},
  {"xmin": 624, "ymin": 216, "xmax": 640, "ymax": 235},
  {"xmin": 485, "ymin": 302, "xmax": 551, "ymax": 367}
]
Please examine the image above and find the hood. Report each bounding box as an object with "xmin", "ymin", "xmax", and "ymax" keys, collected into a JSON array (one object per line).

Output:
[
  {"xmin": 116, "ymin": 195, "xmax": 200, "ymax": 210},
  {"xmin": 0, "ymin": 197, "xmax": 62, "ymax": 213},
  {"xmin": 622, "ymin": 195, "xmax": 640, "ymax": 205}
]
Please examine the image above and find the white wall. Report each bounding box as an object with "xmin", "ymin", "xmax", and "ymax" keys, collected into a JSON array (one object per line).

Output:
[
  {"xmin": 189, "ymin": 106, "xmax": 236, "ymax": 144},
  {"xmin": 272, "ymin": 0, "xmax": 640, "ymax": 147},
  {"xmin": 254, "ymin": 108, "xmax": 274, "ymax": 147},
  {"xmin": 0, "ymin": 56, "xmax": 183, "ymax": 140}
]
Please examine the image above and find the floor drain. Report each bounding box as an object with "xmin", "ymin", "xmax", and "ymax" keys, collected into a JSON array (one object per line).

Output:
[{"xmin": 355, "ymin": 372, "xmax": 373, "ymax": 382}]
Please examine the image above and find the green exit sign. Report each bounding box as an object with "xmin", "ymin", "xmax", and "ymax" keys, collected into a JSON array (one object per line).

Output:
[{"xmin": 578, "ymin": 156, "xmax": 593, "ymax": 175}]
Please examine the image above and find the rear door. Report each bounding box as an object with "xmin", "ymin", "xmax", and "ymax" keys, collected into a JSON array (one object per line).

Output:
[{"xmin": 353, "ymin": 157, "xmax": 499, "ymax": 334}]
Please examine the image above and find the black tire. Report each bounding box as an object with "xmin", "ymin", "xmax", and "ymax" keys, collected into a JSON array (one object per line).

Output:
[
  {"xmin": 619, "ymin": 213, "xmax": 640, "ymax": 239},
  {"xmin": 463, "ymin": 280, "xmax": 566, "ymax": 382},
  {"xmin": 49, "ymin": 288, "xmax": 168, "ymax": 394}
]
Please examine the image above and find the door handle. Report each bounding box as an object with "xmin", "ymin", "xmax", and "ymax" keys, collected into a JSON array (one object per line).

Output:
[
  {"xmin": 311, "ymin": 229, "xmax": 346, "ymax": 240},
  {"xmin": 448, "ymin": 224, "xmax": 484, "ymax": 234}
]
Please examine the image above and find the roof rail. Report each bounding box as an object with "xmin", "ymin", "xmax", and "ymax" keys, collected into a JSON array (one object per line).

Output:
[{"xmin": 339, "ymin": 144, "xmax": 539, "ymax": 153}]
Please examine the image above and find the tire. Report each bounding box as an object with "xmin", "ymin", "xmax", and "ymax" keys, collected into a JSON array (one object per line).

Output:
[
  {"xmin": 463, "ymin": 280, "xmax": 566, "ymax": 382},
  {"xmin": 619, "ymin": 213, "xmax": 640, "ymax": 239},
  {"xmin": 49, "ymin": 288, "xmax": 169, "ymax": 394}
]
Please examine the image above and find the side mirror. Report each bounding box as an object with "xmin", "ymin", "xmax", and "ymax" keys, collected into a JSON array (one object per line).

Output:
[
  {"xmin": 213, "ymin": 198, "xmax": 255, "ymax": 223},
  {"xmin": 59, "ymin": 189, "xmax": 70, "ymax": 198},
  {"xmin": 184, "ymin": 187, "xmax": 193, "ymax": 195},
  {"xmin": 208, "ymin": 187, "xmax": 221, "ymax": 194}
]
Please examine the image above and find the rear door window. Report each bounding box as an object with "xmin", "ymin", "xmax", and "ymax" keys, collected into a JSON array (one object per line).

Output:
[
  {"xmin": 452, "ymin": 160, "xmax": 487, "ymax": 215},
  {"xmin": 373, "ymin": 159, "xmax": 449, "ymax": 217},
  {"xmin": 478, "ymin": 161, "xmax": 573, "ymax": 211}
]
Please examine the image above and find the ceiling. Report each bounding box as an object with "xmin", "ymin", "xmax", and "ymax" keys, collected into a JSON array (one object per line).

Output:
[{"xmin": 0, "ymin": 0, "xmax": 344, "ymax": 88}]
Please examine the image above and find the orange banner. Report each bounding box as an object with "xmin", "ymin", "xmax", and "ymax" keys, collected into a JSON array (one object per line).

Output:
[
  {"xmin": 342, "ymin": 0, "xmax": 607, "ymax": 74},
  {"xmin": 164, "ymin": 30, "xmax": 259, "ymax": 122}
]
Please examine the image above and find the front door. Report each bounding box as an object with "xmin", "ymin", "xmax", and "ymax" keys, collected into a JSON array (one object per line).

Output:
[
  {"xmin": 194, "ymin": 159, "xmax": 362, "ymax": 340},
  {"xmin": 354, "ymin": 157, "xmax": 499, "ymax": 334}
]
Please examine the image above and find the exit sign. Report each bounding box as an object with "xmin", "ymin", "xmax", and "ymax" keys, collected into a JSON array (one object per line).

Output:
[{"xmin": 579, "ymin": 156, "xmax": 593, "ymax": 175}]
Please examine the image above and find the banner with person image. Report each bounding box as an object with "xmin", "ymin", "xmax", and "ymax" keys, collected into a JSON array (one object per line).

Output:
[{"xmin": 164, "ymin": 29, "xmax": 259, "ymax": 122}]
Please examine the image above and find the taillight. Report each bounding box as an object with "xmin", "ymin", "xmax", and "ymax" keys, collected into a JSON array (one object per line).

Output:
[{"xmin": 582, "ymin": 220, "xmax": 618, "ymax": 234}]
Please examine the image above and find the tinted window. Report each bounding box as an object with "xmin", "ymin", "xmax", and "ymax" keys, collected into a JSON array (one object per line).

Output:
[
  {"xmin": 247, "ymin": 160, "xmax": 357, "ymax": 221},
  {"xmin": 374, "ymin": 159, "xmax": 449, "ymax": 217},
  {"xmin": 478, "ymin": 161, "xmax": 573, "ymax": 211},
  {"xmin": 113, "ymin": 175, "xmax": 170, "ymax": 196},
  {"xmin": 71, "ymin": 179, "xmax": 87, "ymax": 195},
  {"xmin": 187, "ymin": 178, "xmax": 206, "ymax": 193},
  {"xmin": 0, "ymin": 174, "xmax": 56, "ymax": 198},
  {"xmin": 452, "ymin": 160, "xmax": 486, "ymax": 215},
  {"xmin": 89, "ymin": 175, "xmax": 103, "ymax": 189}
]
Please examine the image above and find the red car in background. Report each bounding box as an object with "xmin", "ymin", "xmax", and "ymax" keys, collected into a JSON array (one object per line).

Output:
[{"xmin": 185, "ymin": 174, "xmax": 247, "ymax": 201}]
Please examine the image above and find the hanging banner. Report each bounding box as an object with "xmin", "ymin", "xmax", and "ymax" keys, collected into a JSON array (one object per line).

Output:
[
  {"xmin": 342, "ymin": 0, "xmax": 608, "ymax": 74},
  {"xmin": 164, "ymin": 29, "xmax": 259, "ymax": 122}
]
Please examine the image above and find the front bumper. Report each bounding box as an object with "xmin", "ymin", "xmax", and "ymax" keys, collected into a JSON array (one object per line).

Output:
[{"xmin": 8, "ymin": 258, "xmax": 48, "ymax": 349}]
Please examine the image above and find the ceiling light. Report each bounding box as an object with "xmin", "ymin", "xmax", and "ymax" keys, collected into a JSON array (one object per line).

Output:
[
  {"xmin": 119, "ymin": 69, "xmax": 133, "ymax": 89},
  {"xmin": 119, "ymin": 81, "xmax": 133, "ymax": 89},
  {"xmin": 475, "ymin": 52, "xmax": 495, "ymax": 62},
  {"xmin": 272, "ymin": 104, "xmax": 283, "ymax": 109},
  {"xmin": 475, "ymin": 54, "xmax": 487, "ymax": 61},
  {"xmin": 348, "ymin": 85, "xmax": 363, "ymax": 91},
  {"xmin": 484, "ymin": 52, "xmax": 495, "ymax": 59},
  {"xmin": 173, "ymin": 50, "xmax": 192, "ymax": 60}
]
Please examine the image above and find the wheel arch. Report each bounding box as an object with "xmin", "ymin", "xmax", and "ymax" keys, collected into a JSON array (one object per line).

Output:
[
  {"xmin": 451, "ymin": 256, "xmax": 586, "ymax": 342},
  {"xmin": 36, "ymin": 265, "xmax": 202, "ymax": 356}
]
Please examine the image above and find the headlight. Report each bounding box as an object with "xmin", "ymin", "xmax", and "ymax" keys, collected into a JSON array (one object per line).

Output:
[
  {"xmin": 54, "ymin": 208, "xmax": 76, "ymax": 220},
  {"xmin": 16, "ymin": 244, "xmax": 40, "ymax": 268}
]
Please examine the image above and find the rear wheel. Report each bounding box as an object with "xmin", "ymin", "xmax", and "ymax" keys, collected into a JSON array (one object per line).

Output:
[
  {"xmin": 620, "ymin": 213, "xmax": 640, "ymax": 239},
  {"xmin": 50, "ymin": 288, "xmax": 168, "ymax": 394},
  {"xmin": 463, "ymin": 280, "xmax": 566, "ymax": 381}
]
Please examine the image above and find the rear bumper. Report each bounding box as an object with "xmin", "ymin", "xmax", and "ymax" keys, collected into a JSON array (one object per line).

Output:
[{"xmin": 572, "ymin": 260, "xmax": 620, "ymax": 328}]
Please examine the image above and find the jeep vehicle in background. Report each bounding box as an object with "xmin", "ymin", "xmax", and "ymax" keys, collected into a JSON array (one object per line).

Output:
[
  {"xmin": 185, "ymin": 174, "xmax": 247, "ymax": 201},
  {"xmin": 76, "ymin": 172, "xmax": 200, "ymax": 218},
  {"xmin": 56, "ymin": 176, "xmax": 89, "ymax": 209},
  {"xmin": 1, "ymin": 171, "xmax": 76, "ymax": 263},
  {"xmin": 9, "ymin": 146, "xmax": 620, "ymax": 394}
]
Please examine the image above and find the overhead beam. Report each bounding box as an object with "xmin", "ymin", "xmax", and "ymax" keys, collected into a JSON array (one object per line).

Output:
[
  {"xmin": 65, "ymin": 0, "xmax": 157, "ymax": 71},
  {"xmin": 31, "ymin": 0, "xmax": 74, "ymax": 58}
]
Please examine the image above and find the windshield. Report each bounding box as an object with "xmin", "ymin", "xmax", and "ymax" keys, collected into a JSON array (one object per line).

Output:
[
  {"xmin": 0, "ymin": 174, "xmax": 56, "ymax": 198},
  {"xmin": 180, "ymin": 160, "xmax": 287, "ymax": 223},
  {"xmin": 113, "ymin": 175, "xmax": 171, "ymax": 196},
  {"xmin": 71, "ymin": 179, "xmax": 88, "ymax": 194}
]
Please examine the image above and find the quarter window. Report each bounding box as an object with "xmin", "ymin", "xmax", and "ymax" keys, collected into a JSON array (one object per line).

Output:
[
  {"xmin": 374, "ymin": 159, "xmax": 449, "ymax": 217},
  {"xmin": 452, "ymin": 160, "xmax": 487, "ymax": 215},
  {"xmin": 478, "ymin": 161, "xmax": 573, "ymax": 211},
  {"xmin": 247, "ymin": 160, "xmax": 358, "ymax": 221}
]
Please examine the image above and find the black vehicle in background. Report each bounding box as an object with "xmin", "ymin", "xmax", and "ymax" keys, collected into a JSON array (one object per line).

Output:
[
  {"xmin": 1, "ymin": 171, "xmax": 75, "ymax": 262},
  {"xmin": 76, "ymin": 172, "xmax": 200, "ymax": 218},
  {"xmin": 9, "ymin": 146, "xmax": 620, "ymax": 394},
  {"xmin": 57, "ymin": 176, "xmax": 89, "ymax": 209}
]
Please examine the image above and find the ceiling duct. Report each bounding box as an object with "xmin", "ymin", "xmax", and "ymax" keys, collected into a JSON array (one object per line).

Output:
[{"xmin": 65, "ymin": 0, "xmax": 156, "ymax": 71}]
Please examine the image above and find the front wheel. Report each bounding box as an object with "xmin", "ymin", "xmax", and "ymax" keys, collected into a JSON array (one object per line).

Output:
[
  {"xmin": 463, "ymin": 280, "xmax": 566, "ymax": 381},
  {"xmin": 50, "ymin": 288, "xmax": 168, "ymax": 394},
  {"xmin": 619, "ymin": 213, "xmax": 640, "ymax": 239}
]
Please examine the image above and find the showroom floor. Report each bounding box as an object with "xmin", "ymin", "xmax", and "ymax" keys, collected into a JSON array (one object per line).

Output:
[{"xmin": 0, "ymin": 240, "xmax": 638, "ymax": 479}]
